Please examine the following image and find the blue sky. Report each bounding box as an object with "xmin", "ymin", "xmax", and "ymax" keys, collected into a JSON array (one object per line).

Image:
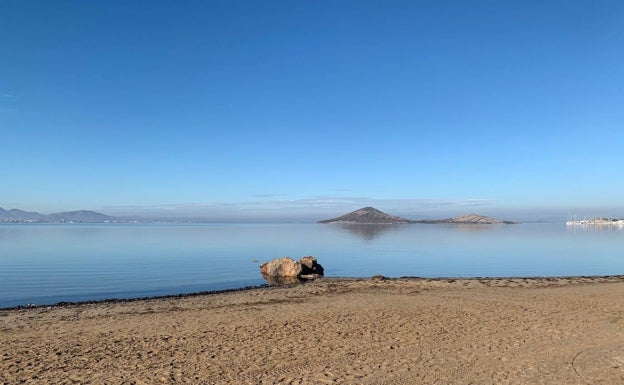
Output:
[{"xmin": 1, "ymin": 0, "xmax": 623, "ymax": 221}]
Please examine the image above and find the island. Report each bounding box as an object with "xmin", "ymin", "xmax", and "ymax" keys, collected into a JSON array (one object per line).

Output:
[
  {"xmin": 318, "ymin": 207, "xmax": 515, "ymax": 224},
  {"xmin": 413, "ymin": 213, "xmax": 516, "ymax": 224},
  {"xmin": 318, "ymin": 207, "xmax": 415, "ymax": 224}
]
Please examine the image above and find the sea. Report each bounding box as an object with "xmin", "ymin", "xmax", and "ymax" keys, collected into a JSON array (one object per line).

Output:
[{"xmin": 1, "ymin": 222, "xmax": 623, "ymax": 308}]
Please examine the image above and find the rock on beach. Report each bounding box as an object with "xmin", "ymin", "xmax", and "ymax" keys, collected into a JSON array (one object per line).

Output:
[
  {"xmin": 260, "ymin": 256, "xmax": 324, "ymax": 285},
  {"xmin": 260, "ymin": 257, "xmax": 302, "ymax": 278}
]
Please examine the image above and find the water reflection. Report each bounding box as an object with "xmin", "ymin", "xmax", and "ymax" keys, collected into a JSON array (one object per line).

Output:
[
  {"xmin": 335, "ymin": 224, "xmax": 407, "ymax": 240},
  {"xmin": 443, "ymin": 224, "xmax": 500, "ymax": 233},
  {"xmin": 331, "ymin": 223, "xmax": 501, "ymax": 239},
  {"xmin": 566, "ymin": 224, "xmax": 624, "ymax": 232},
  {"xmin": 261, "ymin": 274, "xmax": 301, "ymax": 286}
]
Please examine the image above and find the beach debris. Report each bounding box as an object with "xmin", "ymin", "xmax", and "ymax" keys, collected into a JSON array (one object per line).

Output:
[{"xmin": 260, "ymin": 256, "xmax": 324, "ymax": 285}]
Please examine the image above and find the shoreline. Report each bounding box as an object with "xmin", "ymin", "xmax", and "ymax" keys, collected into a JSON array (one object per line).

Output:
[{"xmin": 3, "ymin": 273, "xmax": 624, "ymax": 311}]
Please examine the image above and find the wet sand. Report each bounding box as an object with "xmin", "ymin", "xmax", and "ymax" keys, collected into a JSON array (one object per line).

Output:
[{"xmin": 2, "ymin": 276, "xmax": 624, "ymax": 384}]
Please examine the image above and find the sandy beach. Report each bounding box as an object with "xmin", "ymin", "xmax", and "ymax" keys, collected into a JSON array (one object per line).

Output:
[{"xmin": 2, "ymin": 276, "xmax": 624, "ymax": 384}]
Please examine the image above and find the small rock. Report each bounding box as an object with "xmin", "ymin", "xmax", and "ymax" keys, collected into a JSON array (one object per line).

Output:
[{"xmin": 299, "ymin": 256, "xmax": 324, "ymax": 276}]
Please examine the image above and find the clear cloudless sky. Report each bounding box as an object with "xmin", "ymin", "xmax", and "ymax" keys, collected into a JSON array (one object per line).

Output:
[{"xmin": 1, "ymin": 0, "xmax": 623, "ymax": 220}]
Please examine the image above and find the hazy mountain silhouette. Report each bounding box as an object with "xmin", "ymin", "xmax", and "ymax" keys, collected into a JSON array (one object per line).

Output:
[
  {"xmin": 0, "ymin": 208, "xmax": 48, "ymax": 221},
  {"xmin": 0, "ymin": 207, "xmax": 116, "ymax": 223}
]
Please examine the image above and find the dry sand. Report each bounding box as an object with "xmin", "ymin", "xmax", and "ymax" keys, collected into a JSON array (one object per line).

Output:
[{"xmin": 2, "ymin": 276, "xmax": 624, "ymax": 384}]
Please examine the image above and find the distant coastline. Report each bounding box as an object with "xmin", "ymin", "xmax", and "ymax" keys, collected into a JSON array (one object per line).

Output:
[
  {"xmin": 0, "ymin": 207, "xmax": 117, "ymax": 224},
  {"xmin": 566, "ymin": 217, "xmax": 624, "ymax": 226},
  {"xmin": 4, "ymin": 205, "xmax": 620, "ymax": 226},
  {"xmin": 0, "ymin": 207, "xmax": 252, "ymax": 224}
]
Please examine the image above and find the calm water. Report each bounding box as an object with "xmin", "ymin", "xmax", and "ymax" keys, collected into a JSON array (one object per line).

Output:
[{"xmin": 1, "ymin": 223, "xmax": 623, "ymax": 308}]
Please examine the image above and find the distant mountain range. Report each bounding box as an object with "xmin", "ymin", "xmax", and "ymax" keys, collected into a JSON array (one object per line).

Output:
[
  {"xmin": 318, "ymin": 207, "xmax": 515, "ymax": 224},
  {"xmin": 0, "ymin": 207, "xmax": 116, "ymax": 223}
]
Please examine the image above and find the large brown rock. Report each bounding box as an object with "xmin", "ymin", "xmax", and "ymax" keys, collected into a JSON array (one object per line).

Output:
[
  {"xmin": 260, "ymin": 257, "xmax": 302, "ymax": 278},
  {"xmin": 260, "ymin": 256, "xmax": 324, "ymax": 285}
]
